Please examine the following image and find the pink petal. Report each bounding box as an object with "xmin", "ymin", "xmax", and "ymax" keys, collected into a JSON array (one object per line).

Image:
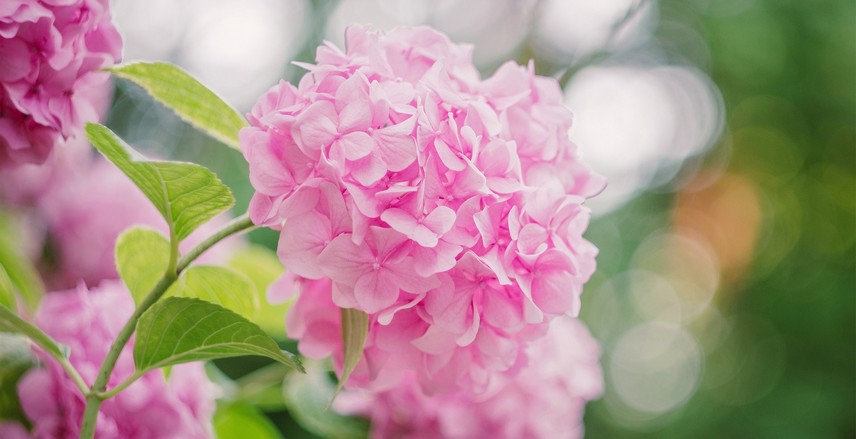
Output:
[
  {"xmin": 380, "ymin": 207, "xmax": 418, "ymax": 237},
  {"xmin": 377, "ymin": 292, "xmax": 426, "ymax": 325},
  {"xmin": 317, "ymin": 181, "xmax": 352, "ymax": 234},
  {"xmin": 517, "ymin": 223, "xmax": 549, "ymax": 256},
  {"xmin": 278, "ymin": 211, "xmax": 332, "ymax": 279},
  {"xmin": 456, "ymin": 301, "xmax": 480, "ymax": 346},
  {"xmin": 433, "ymin": 138, "xmax": 466, "ymax": 171},
  {"xmin": 267, "ymin": 272, "xmax": 299, "ymax": 303},
  {"xmin": 374, "ymin": 117, "xmax": 417, "ymax": 171},
  {"xmin": 411, "ymin": 324, "xmax": 457, "ymax": 355},
  {"xmin": 412, "ymin": 241, "xmax": 461, "ymax": 277},
  {"xmin": 0, "ymin": 38, "xmax": 30, "ymax": 82},
  {"xmin": 350, "ymin": 151, "xmax": 388, "ymax": 186},
  {"xmin": 293, "ymin": 101, "xmax": 338, "ymax": 154},
  {"xmin": 318, "ymin": 234, "xmax": 372, "ymax": 285},
  {"xmin": 423, "ymin": 205, "xmax": 456, "ymax": 235},
  {"xmin": 532, "ymin": 270, "xmax": 577, "ymax": 315},
  {"xmin": 368, "ymin": 226, "xmax": 411, "ymax": 258},
  {"xmin": 482, "ymin": 287, "xmax": 523, "ymax": 329},
  {"xmin": 387, "ymin": 257, "xmax": 439, "ymax": 293},
  {"xmin": 337, "ymin": 131, "xmax": 375, "ymax": 161},
  {"xmin": 411, "ymin": 224, "xmax": 439, "ymax": 247},
  {"xmin": 355, "ymin": 270, "xmax": 399, "ymax": 313},
  {"xmin": 337, "ymin": 100, "xmax": 372, "ymax": 133}
]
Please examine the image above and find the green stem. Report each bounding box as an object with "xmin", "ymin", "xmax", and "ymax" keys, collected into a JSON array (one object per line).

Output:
[
  {"xmin": 177, "ymin": 215, "xmax": 254, "ymax": 272},
  {"xmin": 58, "ymin": 357, "xmax": 90, "ymax": 397},
  {"xmin": 96, "ymin": 370, "xmax": 146, "ymax": 400},
  {"xmin": 78, "ymin": 213, "xmax": 255, "ymax": 439}
]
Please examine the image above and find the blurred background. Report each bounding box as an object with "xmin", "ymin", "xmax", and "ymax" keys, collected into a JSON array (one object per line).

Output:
[{"xmin": 105, "ymin": 0, "xmax": 855, "ymax": 437}]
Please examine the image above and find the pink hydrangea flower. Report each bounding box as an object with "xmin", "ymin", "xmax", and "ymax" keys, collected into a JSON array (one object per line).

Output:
[
  {"xmin": 0, "ymin": 0, "xmax": 122, "ymax": 166},
  {"xmin": 0, "ymin": 133, "xmax": 91, "ymax": 206},
  {"xmin": 336, "ymin": 317, "xmax": 604, "ymax": 439},
  {"xmin": 244, "ymin": 25, "xmax": 604, "ymax": 392},
  {"xmin": 3, "ymin": 281, "xmax": 218, "ymax": 438}
]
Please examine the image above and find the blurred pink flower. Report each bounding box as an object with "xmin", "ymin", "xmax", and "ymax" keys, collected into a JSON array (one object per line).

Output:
[
  {"xmin": 250, "ymin": 25, "xmax": 603, "ymax": 393},
  {"xmin": 336, "ymin": 317, "xmax": 604, "ymax": 439},
  {"xmin": 4, "ymin": 281, "xmax": 218, "ymax": 438},
  {"xmin": 0, "ymin": 0, "xmax": 121, "ymax": 166},
  {"xmin": 0, "ymin": 134, "xmax": 91, "ymax": 206}
]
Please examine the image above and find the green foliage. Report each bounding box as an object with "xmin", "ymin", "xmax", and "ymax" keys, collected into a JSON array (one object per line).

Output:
[
  {"xmin": 337, "ymin": 308, "xmax": 368, "ymax": 396},
  {"xmin": 168, "ymin": 266, "xmax": 259, "ymax": 318},
  {"xmin": 0, "ymin": 214, "xmax": 43, "ymax": 311},
  {"xmin": 116, "ymin": 227, "xmax": 170, "ymax": 304},
  {"xmin": 228, "ymin": 246, "xmax": 290, "ymax": 338},
  {"xmin": 108, "ymin": 62, "xmax": 247, "ymax": 150},
  {"xmin": 0, "ymin": 305, "xmax": 67, "ymax": 361},
  {"xmin": 0, "ymin": 266, "xmax": 15, "ymax": 310},
  {"xmin": 0, "ymin": 334, "xmax": 37, "ymax": 423},
  {"xmin": 214, "ymin": 403, "xmax": 284, "ymax": 439},
  {"xmin": 283, "ymin": 361, "xmax": 370, "ymax": 439},
  {"xmin": 85, "ymin": 123, "xmax": 235, "ymax": 241},
  {"xmin": 134, "ymin": 297, "xmax": 303, "ymax": 374},
  {"xmin": 116, "ymin": 228, "xmax": 259, "ymax": 317}
]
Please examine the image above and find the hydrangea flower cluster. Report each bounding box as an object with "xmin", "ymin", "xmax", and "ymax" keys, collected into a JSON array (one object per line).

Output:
[
  {"xmin": 243, "ymin": 25, "xmax": 604, "ymax": 392},
  {"xmin": 0, "ymin": 281, "xmax": 217, "ymax": 438},
  {"xmin": 336, "ymin": 317, "xmax": 604, "ymax": 439},
  {"xmin": 0, "ymin": 0, "xmax": 121, "ymax": 166}
]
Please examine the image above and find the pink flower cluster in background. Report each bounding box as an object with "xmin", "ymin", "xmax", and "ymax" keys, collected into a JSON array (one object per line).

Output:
[
  {"xmin": 0, "ymin": 0, "xmax": 121, "ymax": 166},
  {"xmin": 0, "ymin": 281, "xmax": 217, "ymax": 439},
  {"xmin": 337, "ymin": 317, "xmax": 603, "ymax": 439},
  {"xmin": 243, "ymin": 25, "xmax": 604, "ymax": 393}
]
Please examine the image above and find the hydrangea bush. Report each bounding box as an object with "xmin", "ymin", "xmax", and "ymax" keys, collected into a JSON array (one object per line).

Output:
[{"xmin": 0, "ymin": 10, "xmax": 605, "ymax": 439}]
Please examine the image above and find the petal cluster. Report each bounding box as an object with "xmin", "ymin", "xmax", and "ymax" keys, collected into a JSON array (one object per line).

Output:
[
  {"xmin": 2, "ymin": 281, "xmax": 218, "ymax": 438},
  {"xmin": 243, "ymin": 25, "xmax": 604, "ymax": 392},
  {"xmin": 336, "ymin": 317, "xmax": 604, "ymax": 439},
  {"xmin": 0, "ymin": 0, "xmax": 121, "ymax": 166}
]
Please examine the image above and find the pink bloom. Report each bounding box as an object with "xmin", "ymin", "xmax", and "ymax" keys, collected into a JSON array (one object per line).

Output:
[
  {"xmin": 247, "ymin": 25, "xmax": 603, "ymax": 393},
  {"xmin": 0, "ymin": 0, "xmax": 121, "ymax": 166},
  {"xmin": 336, "ymin": 317, "xmax": 604, "ymax": 439},
  {"xmin": 5, "ymin": 281, "xmax": 218, "ymax": 438},
  {"xmin": 0, "ymin": 134, "xmax": 91, "ymax": 206}
]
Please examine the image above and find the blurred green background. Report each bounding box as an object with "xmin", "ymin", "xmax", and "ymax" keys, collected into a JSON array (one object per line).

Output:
[{"xmin": 106, "ymin": 0, "xmax": 855, "ymax": 437}]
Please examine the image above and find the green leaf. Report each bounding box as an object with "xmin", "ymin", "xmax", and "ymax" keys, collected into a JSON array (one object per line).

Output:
[
  {"xmin": 85, "ymin": 123, "xmax": 235, "ymax": 241},
  {"xmin": 108, "ymin": 62, "xmax": 247, "ymax": 150},
  {"xmin": 283, "ymin": 361, "xmax": 370, "ymax": 439},
  {"xmin": 116, "ymin": 228, "xmax": 257, "ymax": 315},
  {"xmin": 0, "ymin": 305, "xmax": 67, "ymax": 360},
  {"xmin": 134, "ymin": 297, "xmax": 303, "ymax": 374},
  {"xmin": 0, "ymin": 214, "xmax": 43, "ymax": 311},
  {"xmin": 228, "ymin": 246, "xmax": 289, "ymax": 338},
  {"xmin": 0, "ymin": 266, "xmax": 15, "ymax": 310},
  {"xmin": 337, "ymin": 308, "xmax": 368, "ymax": 395},
  {"xmin": 0, "ymin": 334, "xmax": 37, "ymax": 423},
  {"xmin": 116, "ymin": 227, "xmax": 170, "ymax": 304},
  {"xmin": 167, "ymin": 266, "xmax": 259, "ymax": 318},
  {"xmin": 214, "ymin": 403, "xmax": 283, "ymax": 439}
]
